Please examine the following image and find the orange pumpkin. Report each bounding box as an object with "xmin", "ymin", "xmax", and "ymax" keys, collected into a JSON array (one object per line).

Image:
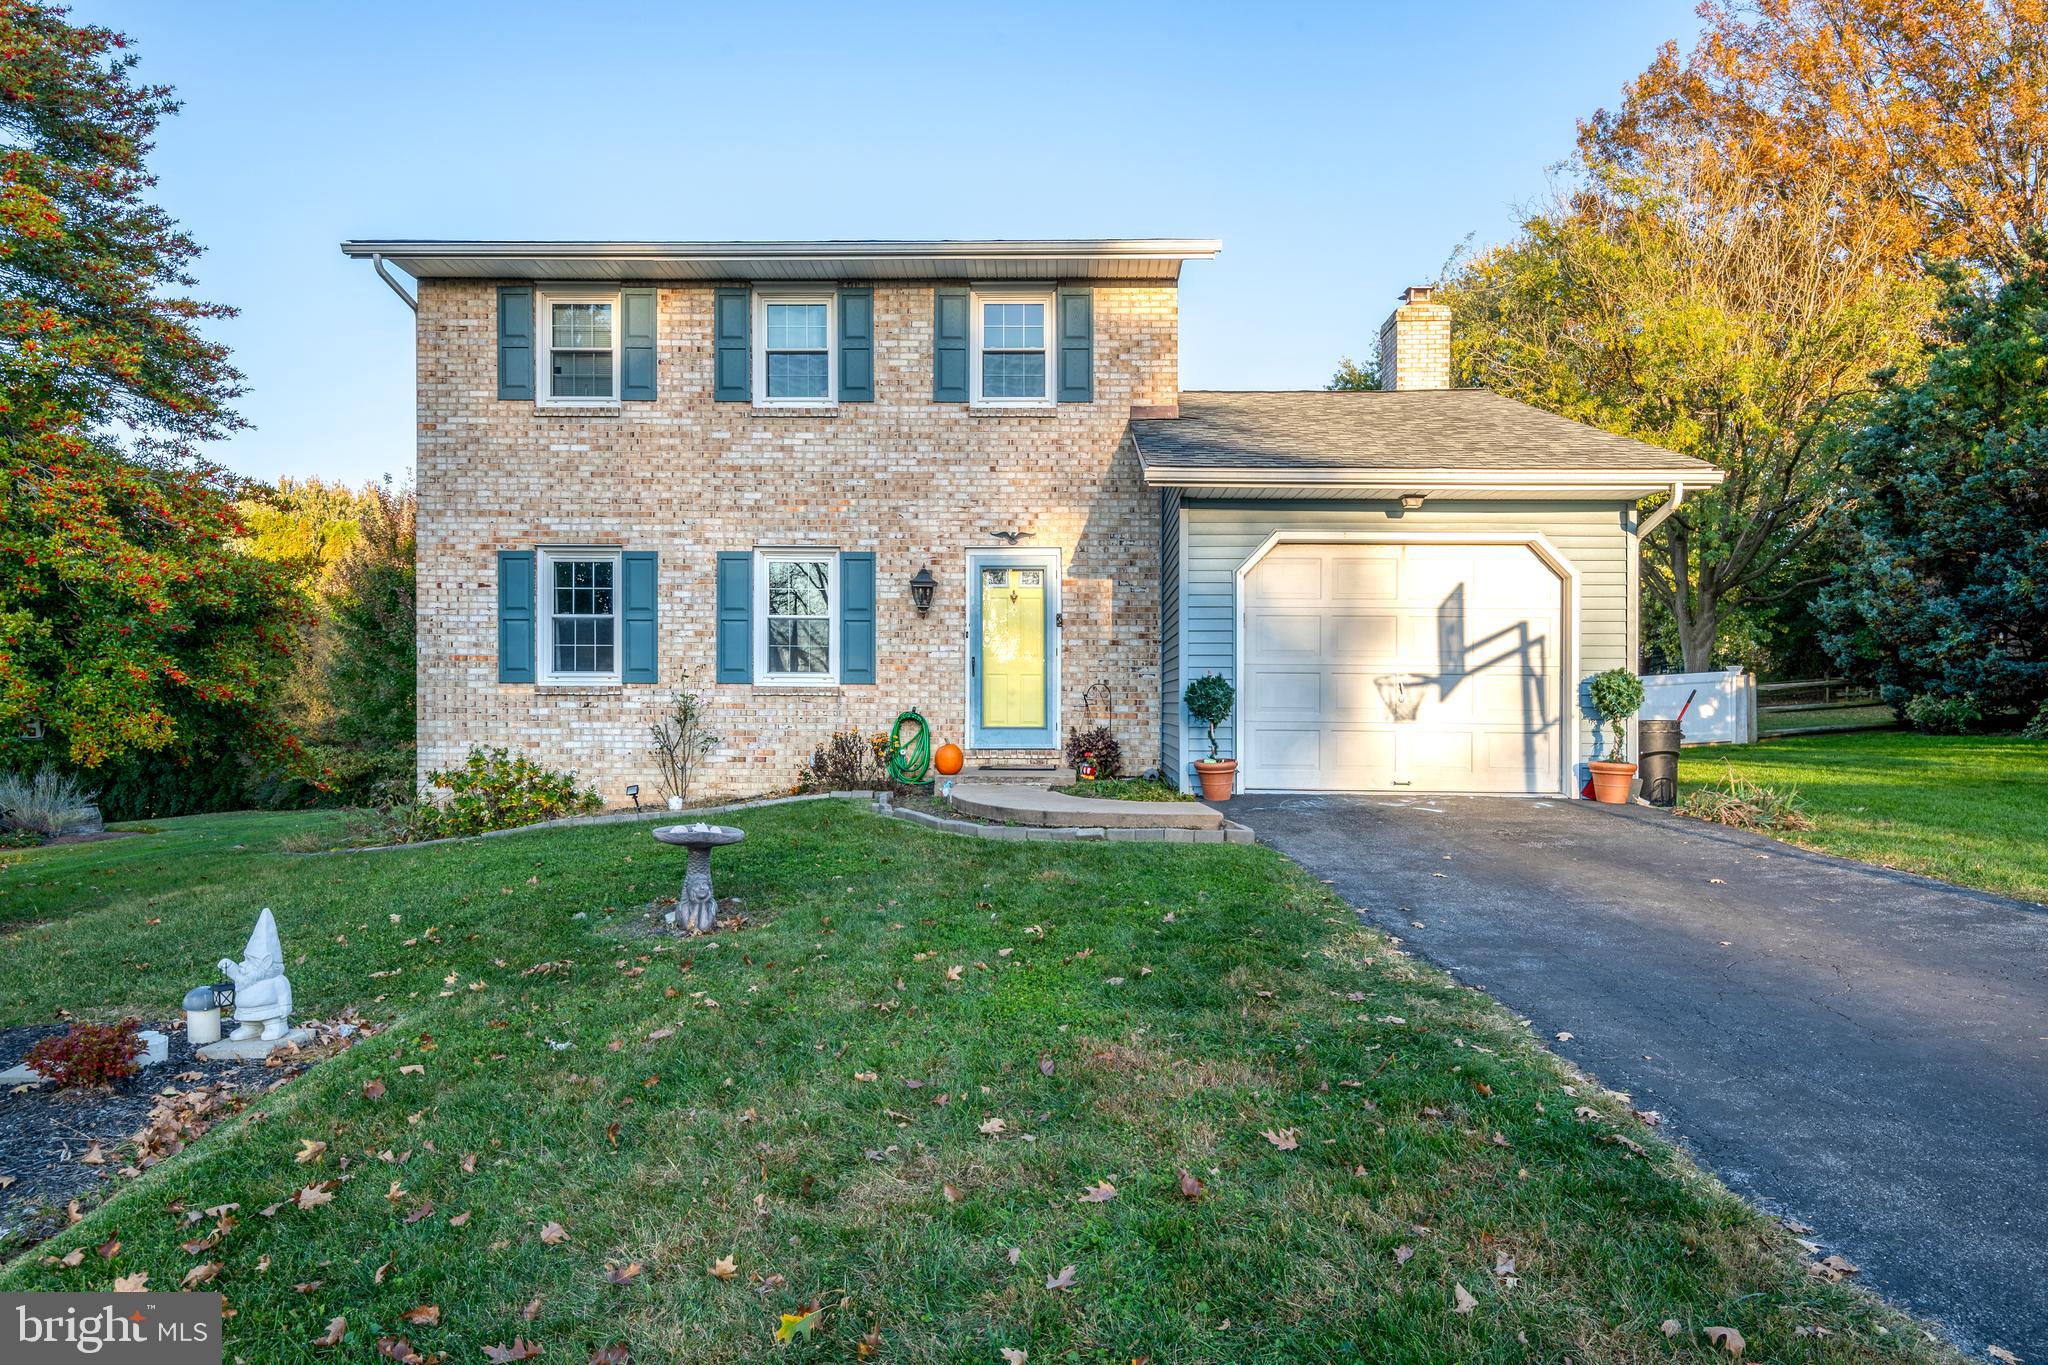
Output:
[{"xmin": 934, "ymin": 742, "xmax": 964, "ymax": 776}]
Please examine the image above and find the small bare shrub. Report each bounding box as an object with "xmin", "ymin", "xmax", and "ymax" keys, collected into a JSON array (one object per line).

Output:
[{"xmin": 0, "ymin": 765, "xmax": 99, "ymax": 838}]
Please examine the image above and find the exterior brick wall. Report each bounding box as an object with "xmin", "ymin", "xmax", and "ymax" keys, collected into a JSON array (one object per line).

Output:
[
  {"xmin": 1377, "ymin": 290, "xmax": 1453, "ymax": 392},
  {"xmin": 414, "ymin": 280, "xmax": 1177, "ymax": 802}
]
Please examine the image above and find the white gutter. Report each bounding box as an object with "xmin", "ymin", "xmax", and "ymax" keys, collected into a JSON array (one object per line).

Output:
[
  {"xmin": 369, "ymin": 253, "xmax": 418, "ymax": 312},
  {"xmin": 1140, "ymin": 466, "xmax": 1723, "ymax": 491},
  {"xmin": 1635, "ymin": 481, "xmax": 1687, "ymax": 537},
  {"xmin": 339, "ymin": 237, "xmax": 1223, "ymax": 263}
]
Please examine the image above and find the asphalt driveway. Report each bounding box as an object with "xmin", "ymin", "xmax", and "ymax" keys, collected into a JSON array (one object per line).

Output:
[{"xmin": 1222, "ymin": 792, "xmax": 2048, "ymax": 1358}]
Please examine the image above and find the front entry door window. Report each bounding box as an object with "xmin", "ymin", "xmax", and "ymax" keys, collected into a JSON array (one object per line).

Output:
[{"xmin": 980, "ymin": 567, "xmax": 1046, "ymax": 729}]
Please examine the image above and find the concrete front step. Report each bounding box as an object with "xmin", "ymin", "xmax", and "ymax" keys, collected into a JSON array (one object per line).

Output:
[
  {"xmin": 959, "ymin": 765, "xmax": 1076, "ymax": 786},
  {"xmin": 947, "ymin": 781, "xmax": 1223, "ymax": 830}
]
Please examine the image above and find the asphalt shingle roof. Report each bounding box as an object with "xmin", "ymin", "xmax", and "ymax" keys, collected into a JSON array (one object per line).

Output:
[{"xmin": 1132, "ymin": 389, "xmax": 1720, "ymax": 478}]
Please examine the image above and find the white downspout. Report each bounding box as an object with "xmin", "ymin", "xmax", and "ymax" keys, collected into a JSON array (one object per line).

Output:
[
  {"xmin": 1636, "ymin": 481, "xmax": 1685, "ymax": 539},
  {"xmin": 371, "ymin": 253, "xmax": 418, "ymax": 312}
]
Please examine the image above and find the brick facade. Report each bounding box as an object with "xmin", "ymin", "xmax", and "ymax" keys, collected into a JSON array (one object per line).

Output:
[
  {"xmin": 414, "ymin": 280, "xmax": 1178, "ymax": 802},
  {"xmin": 1376, "ymin": 286, "xmax": 1453, "ymax": 391}
]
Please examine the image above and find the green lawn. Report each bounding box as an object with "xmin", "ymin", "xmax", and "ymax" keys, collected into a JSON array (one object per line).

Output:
[
  {"xmin": 1758, "ymin": 703, "xmax": 1899, "ymax": 735},
  {"xmin": 1679, "ymin": 732, "xmax": 2048, "ymax": 902},
  {"xmin": 1051, "ymin": 777, "xmax": 1192, "ymax": 802},
  {"xmin": 0, "ymin": 805, "xmax": 1949, "ymax": 1362}
]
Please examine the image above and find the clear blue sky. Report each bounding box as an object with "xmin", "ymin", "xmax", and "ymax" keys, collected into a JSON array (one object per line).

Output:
[{"xmin": 85, "ymin": 0, "xmax": 1700, "ymax": 488}]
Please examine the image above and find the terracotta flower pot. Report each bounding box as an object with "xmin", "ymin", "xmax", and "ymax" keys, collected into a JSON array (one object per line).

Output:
[
  {"xmin": 1588, "ymin": 759, "xmax": 1637, "ymax": 804},
  {"xmin": 1193, "ymin": 759, "xmax": 1238, "ymax": 801}
]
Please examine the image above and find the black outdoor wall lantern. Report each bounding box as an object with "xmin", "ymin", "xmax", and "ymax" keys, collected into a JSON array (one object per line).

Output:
[{"xmin": 908, "ymin": 564, "xmax": 938, "ymax": 616}]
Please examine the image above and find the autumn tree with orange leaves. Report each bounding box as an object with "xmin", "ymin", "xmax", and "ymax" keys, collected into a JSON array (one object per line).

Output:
[
  {"xmin": 1582, "ymin": 0, "xmax": 2048, "ymax": 278},
  {"xmin": 0, "ymin": 1, "xmax": 307, "ymax": 802}
]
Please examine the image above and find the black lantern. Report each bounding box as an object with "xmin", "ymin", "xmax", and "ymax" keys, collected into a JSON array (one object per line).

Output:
[{"xmin": 908, "ymin": 564, "xmax": 938, "ymax": 616}]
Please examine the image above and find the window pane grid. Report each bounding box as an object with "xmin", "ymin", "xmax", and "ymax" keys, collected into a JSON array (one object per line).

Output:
[
  {"xmin": 978, "ymin": 299, "xmax": 1048, "ymax": 399},
  {"xmin": 764, "ymin": 557, "xmax": 831, "ymax": 676},
  {"xmin": 549, "ymin": 558, "xmax": 617, "ymax": 676},
  {"xmin": 546, "ymin": 299, "xmax": 615, "ymax": 400},
  {"xmin": 763, "ymin": 301, "xmax": 830, "ymax": 399}
]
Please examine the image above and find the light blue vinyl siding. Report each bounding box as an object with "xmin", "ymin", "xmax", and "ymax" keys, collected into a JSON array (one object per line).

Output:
[
  {"xmin": 1158, "ymin": 486, "xmax": 1183, "ymax": 785},
  {"xmin": 1170, "ymin": 500, "xmax": 1634, "ymax": 788}
]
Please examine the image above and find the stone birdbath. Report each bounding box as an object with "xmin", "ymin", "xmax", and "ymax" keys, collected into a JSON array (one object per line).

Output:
[{"xmin": 652, "ymin": 822, "xmax": 745, "ymax": 932}]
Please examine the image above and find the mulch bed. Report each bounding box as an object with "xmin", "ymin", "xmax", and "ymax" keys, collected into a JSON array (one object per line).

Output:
[{"xmin": 0, "ymin": 1022, "xmax": 299, "ymax": 1242}]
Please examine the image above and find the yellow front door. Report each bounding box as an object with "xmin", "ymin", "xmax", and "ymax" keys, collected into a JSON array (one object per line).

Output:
[{"xmin": 980, "ymin": 567, "xmax": 1046, "ymax": 729}]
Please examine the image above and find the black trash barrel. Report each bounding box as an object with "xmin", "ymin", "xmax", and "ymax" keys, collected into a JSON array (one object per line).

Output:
[{"xmin": 1637, "ymin": 718, "xmax": 1683, "ymax": 807}]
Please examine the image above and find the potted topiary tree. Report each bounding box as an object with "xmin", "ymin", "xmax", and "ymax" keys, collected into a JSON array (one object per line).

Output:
[
  {"xmin": 1588, "ymin": 668, "xmax": 1646, "ymax": 804},
  {"xmin": 1184, "ymin": 673, "xmax": 1238, "ymax": 800}
]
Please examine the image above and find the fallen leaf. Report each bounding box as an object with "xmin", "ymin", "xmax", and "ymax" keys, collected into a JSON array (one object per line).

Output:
[
  {"xmin": 775, "ymin": 1307, "xmax": 825, "ymax": 1343},
  {"xmin": 1704, "ymin": 1325, "xmax": 1746, "ymax": 1357},
  {"xmin": 854, "ymin": 1071, "xmax": 878, "ymax": 1083},
  {"xmin": 1044, "ymin": 1264, "xmax": 1078, "ymax": 1291},
  {"xmin": 296, "ymin": 1184, "xmax": 334, "ymax": 1210},
  {"xmin": 482, "ymin": 1340, "xmax": 544, "ymax": 1363},
  {"xmin": 944, "ymin": 965, "xmax": 964, "ymax": 982},
  {"xmin": 112, "ymin": 1272, "xmax": 148, "ymax": 1292},
  {"xmin": 1177, "ymin": 1169, "xmax": 1204, "ymax": 1199},
  {"xmin": 79, "ymin": 1142, "xmax": 108, "ymax": 1166},
  {"xmin": 539, "ymin": 1220, "xmax": 568, "ymax": 1244},
  {"xmin": 708, "ymin": 1255, "xmax": 738, "ymax": 1280},
  {"xmin": 1987, "ymin": 1349, "xmax": 2020, "ymax": 1364},
  {"xmin": 1452, "ymin": 1282, "xmax": 1477, "ymax": 1314},
  {"xmin": 55, "ymin": 1248, "xmax": 85, "ymax": 1268},
  {"xmin": 1077, "ymin": 1180, "xmax": 1118, "ymax": 1204},
  {"xmin": 521, "ymin": 1296, "xmax": 543, "ymax": 1321},
  {"xmin": 400, "ymin": 1305, "xmax": 440, "ymax": 1326},
  {"xmin": 590, "ymin": 1346, "xmax": 630, "ymax": 1364},
  {"xmin": 1660, "ymin": 1319, "xmax": 1681, "ymax": 1338},
  {"xmin": 448, "ymin": 1210, "xmax": 472, "ymax": 1227},
  {"xmin": 1001, "ymin": 1350, "xmax": 1028, "ymax": 1365},
  {"xmin": 978, "ymin": 1117, "xmax": 1007, "ymax": 1136},
  {"xmin": 362, "ymin": 1079, "xmax": 386, "ymax": 1100},
  {"xmin": 603, "ymin": 1260, "xmax": 642, "ymax": 1284},
  {"xmin": 180, "ymin": 1261, "xmax": 221, "ymax": 1288},
  {"xmin": 96, "ymin": 1237, "xmax": 120, "ymax": 1259},
  {"xmin": 296, "ymin": 1139, "xmax": 328, "ymax": 1164},
  {"xmin": 1394, "ymin": 1245, "xmax": 1414, "ymax": 1267},
  {"xmin": 1005, "ymin": 1247, "xmax": 1021, "ymax": 1266},
  {"xmin": 943, "ymin": 1183, "xmax": 961, "ymax": 1202},
  {"xmin": 314, "ymin": 1316, "xmax": 347, "ymax": 1348},
  {"xmin": 1262, "ymin": 1128, "xmax": 1300, "ymax": 1151}
]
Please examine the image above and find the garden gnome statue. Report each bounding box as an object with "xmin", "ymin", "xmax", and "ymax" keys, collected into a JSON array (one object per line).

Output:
[{"xmin": 218, "ymin": 908, "xmax": 294, "ymax": 1042}]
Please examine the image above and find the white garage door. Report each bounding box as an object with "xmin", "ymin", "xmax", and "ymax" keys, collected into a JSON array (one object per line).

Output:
[{"xmin": 1242, "ymin": 542, "xmax": 1566, "ymax": 794}]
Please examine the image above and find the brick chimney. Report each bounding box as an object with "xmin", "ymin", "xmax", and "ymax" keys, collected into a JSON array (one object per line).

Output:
[{"xmin": 1377, "ymin": 285, "xmax": 1452, "ymax": 391}]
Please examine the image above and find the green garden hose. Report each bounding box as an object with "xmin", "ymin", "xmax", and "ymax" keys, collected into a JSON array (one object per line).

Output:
[{"xmin": 887, "ymin": 710, "xmax": 932, "ymax": 785}]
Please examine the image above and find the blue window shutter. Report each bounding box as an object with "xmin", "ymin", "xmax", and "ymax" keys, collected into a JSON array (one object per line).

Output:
[
  {"xmin": 839, "ymin": 552, "xmax": 876, "ymax": 685},
  {"xmin": 497, "ymin": 550, "xmax": 535, "ymax": 683},
  {"xmin": 497, "ymin": 286, "xmax": 534, "ymax": 401},
  {"xmin": 621, "ymin": 551, "xmax": 658, "ymax": 683},
  {"xmin": 714, "ymin": 287, "xmax": 750, "ymax": 402},
  {"xmin": 620, "ymin": 288, "xmax": 657, "ymax": 401},
  {"xmin": 933, "ymin": 286, "xmax": 969, "ymax": 401},
  {"xmin": 715, "ymin": 551, "xmax": 753, "ymax": 683},
  {"xmin": 1057, "ymin": 286, "xmax": 1093, "ymax": 402},
  {"xmin": 837, "ymin": 288, "xmax": 874, "ymax": 402}
]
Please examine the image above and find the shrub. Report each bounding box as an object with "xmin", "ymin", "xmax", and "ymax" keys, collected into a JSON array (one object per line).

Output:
[
  {"xmin": 2024, "ymin": 700, "xmax": 2048, "ymax": 740},
  {"xmin": 25, "ymin": 1019, "xmax": 145, "ymax": 1089},
  {"xmin": 1183, "ymin": 675, "xmax": 1235, "ymax": 762},
  {"xmin": 1588, "ymin": 669, "xmax": 1646, "ymax": 761},
  {"xmin": 1678, "ymin": 768, "xmax": 1815, "ymax": 834},
  {"xmin": 650, "ymin": 678, "xmax": 721, "ymax": 805},
  {"xmin": 797, "ymin": 728, "xmax": 891, "ymax": 792},
  {"xmin": 1904, "ymin": 692, "xmax": 1981, "ymax": 735},
  {"xmin": 0, "ymin": 765, "xmax": 99, "ymax": 838},
  {"xmin": 1063, "ymin": 725, "xmax": 1123, "ymax": 779},
  {"xmin": 412, "ymin": 748, "xmax": 602, "ymax": 839}
]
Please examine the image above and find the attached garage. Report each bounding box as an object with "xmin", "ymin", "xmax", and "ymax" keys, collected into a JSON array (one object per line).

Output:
[
  {"xmin": 1240, "ymin": 538, "xmax": 1570, "ymax": 794},
  {"xmin": 1137, "ymin": 385, "xmax": 1723, "ymax": 799}
]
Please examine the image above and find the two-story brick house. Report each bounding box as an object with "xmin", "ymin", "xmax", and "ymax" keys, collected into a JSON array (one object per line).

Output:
[{"xmin": 342, "ymin": 238, "xmax": 1719, "ymax": 801}]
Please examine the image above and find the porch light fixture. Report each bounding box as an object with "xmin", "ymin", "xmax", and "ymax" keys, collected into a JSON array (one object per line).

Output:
[
  {"xmin": 908, "ymin": 564, "xmax": 938, "ymax": 616},
  {"xmin": 1399, "ymin": 493, "xmax": 1427, "ymax": 510},
  {"xmin": 626, "ymin": 784, "xmax": 640, "ymax": 811}
]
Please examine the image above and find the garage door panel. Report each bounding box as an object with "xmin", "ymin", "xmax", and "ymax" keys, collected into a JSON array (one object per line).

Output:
[
  {"xmin": 1330, "ymin": 554, "xmax": 1399, "ymax": 600},
  {"xmin": 1250, "ymin": 612, "xmax": 1320, "ymax": 660},
  {"xmin": 1249, "ymin": 556, "xmax": 1322, "ymax": 603},
  {"xmin": 1328, "ymin": 613, "xmax": 1397, "ymax": 660},
  {"xmin": 1244, "ymin": 541, "xmax": 1566, "ymax": 794}
]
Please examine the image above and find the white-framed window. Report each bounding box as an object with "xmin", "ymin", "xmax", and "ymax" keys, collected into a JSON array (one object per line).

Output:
[
  {"xmin": 537, "ymin": 288, "xmax": 620, "ymax": 405},
  {"xmin": 753, "ymin": 549, "xmax": 838, "ymax": 684},
  {"xmin": 970, "ymin": 288, "xmax": 1053, "ymax": 406},
  {"xmin": 752, "ymin": 290, "xmax": 835, "ymax": 406},
  {"xmin": 540, "ymin": 548, "xmax": 621, "ymax": 683}
]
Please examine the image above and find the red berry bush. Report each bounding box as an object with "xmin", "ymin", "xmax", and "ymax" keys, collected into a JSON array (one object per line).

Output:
[{"xmin": 24, "ymin": 1019, "xmax": 146, "ymax": 1089}]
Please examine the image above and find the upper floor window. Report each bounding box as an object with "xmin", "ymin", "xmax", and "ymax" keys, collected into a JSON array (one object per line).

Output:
[
  {"xmin": 971, "ymin": 290, "xmax": 1052, "ymax": 406},
  {"xmin": 539, "ymin": 288, "xmax": 619, "ymax": 405},
  {"xmin": 541, "ymin": 549, "xmax": 620, "ymax": 682},
  {"xmin": 754, "ymin": 291, "xmax": 835, "ymax": 406}
]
